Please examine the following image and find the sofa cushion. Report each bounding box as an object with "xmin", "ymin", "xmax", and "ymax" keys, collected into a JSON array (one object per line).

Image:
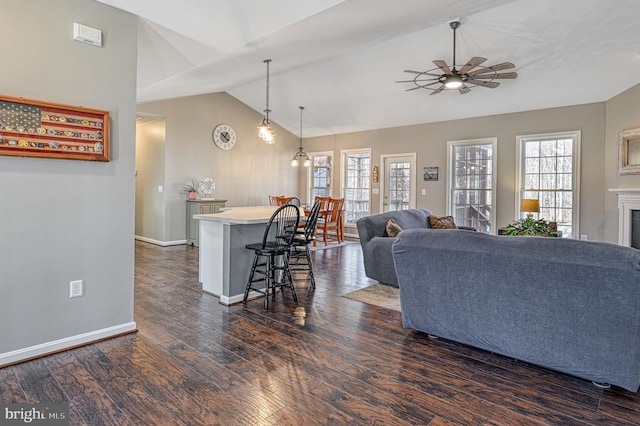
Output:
[
  {"xmin": 428, "ymin": 215, "xmax": 458, "ymax": 229},
  {"xmin": 385, "ymin": 218, "xmax": 403, "ymax": 237}
]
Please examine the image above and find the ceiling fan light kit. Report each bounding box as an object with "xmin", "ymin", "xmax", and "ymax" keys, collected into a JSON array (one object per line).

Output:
[{"xmin": 398, "ymin": 19, "xmax": 517, "ymax": 95}]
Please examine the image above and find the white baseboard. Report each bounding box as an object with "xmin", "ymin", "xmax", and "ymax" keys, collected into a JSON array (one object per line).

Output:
[
  {"xmin": 135, "ymin": 235, "xmax": 187, "ymax": 246},
  {"xmin": 219, "ymin": 290, "xmax": 264, "ymax": 306},
  {"xmin": 0, "ymin": 321, "xmax": 137, "ymax": 367}
]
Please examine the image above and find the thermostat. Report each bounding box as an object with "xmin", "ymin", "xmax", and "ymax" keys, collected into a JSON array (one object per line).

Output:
[{"xmin": 73, "ymin": 22, "xmax": 102, "ymax": 47}]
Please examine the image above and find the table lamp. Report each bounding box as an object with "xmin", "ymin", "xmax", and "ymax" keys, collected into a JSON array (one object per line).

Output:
[{"xmin": 520, "ymin": 199, "xmax": 540, "ymax": 218}]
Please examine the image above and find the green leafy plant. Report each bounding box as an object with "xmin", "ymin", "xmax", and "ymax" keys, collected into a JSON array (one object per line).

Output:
[
  {"xmin": 183, "ymin": 180, "xmax": 197, "ymax": 193},
  {"xmin": 504, "ymin": 217, "xmax": 553, "ymax": 236}
]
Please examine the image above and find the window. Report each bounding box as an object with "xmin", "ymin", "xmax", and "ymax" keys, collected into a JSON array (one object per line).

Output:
[
  {"xmin": 307, "ymin": 152, "xmax": 332, "ymax": 204},
  {"xmin": 447, "ymin": 138, "xmax": 497, "ymax": 233},
  {"xmin": 341, "ymin": 149, "xmax": 370, "ymax": 224},
  {"xmin": 516, "ymin": 131, "xmax": 581, "ymax": 238}
]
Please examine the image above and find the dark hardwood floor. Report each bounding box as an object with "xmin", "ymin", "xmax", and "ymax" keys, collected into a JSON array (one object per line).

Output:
[{"xmin": 2, "ymin": 241, "xmax": 640, "ymax": 425}]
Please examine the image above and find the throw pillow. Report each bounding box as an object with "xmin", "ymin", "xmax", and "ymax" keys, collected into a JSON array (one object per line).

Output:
[
  {"xmin": 386, "ymin": 218, "xmax": 403, "ymax": 237},
  {"xmin": 428, "ymin": 215, "xmax": 458, "ymax": 229}
]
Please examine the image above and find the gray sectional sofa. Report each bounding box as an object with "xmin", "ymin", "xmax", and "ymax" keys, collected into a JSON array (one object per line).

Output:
[
  {"xmin": 392, "ymin": 228, "xmax": 640, "ymax": 392},
  {"xmin": 356, "ymin": 209, "xmax": 474, "ymax": 286}
]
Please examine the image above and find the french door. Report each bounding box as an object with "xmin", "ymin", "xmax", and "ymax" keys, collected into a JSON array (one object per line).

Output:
[{"xmin": 381, "ymin": 154, "xmax": 416, "ymax": 212}]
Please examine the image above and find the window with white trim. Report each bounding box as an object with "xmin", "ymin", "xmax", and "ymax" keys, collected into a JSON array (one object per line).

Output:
[
  {"xmin": 307, "ymin": 152, "xmax": 332, "ymax": 204},
  {"xmin": 341, "ymin": 149, "xmax": 370, "ymax": 224},
  {"xmin": 447, "ymin": 138, "xmax": 497, "ymax": 233},
  {"xmin": 516, "ymin": 131, "xmax": 580, "ymax": 238}
]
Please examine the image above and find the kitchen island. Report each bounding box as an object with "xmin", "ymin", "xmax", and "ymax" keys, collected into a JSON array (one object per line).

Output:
[{"xmin": 194, "ymin": 205, "xmax": 291, "ymax": 305}]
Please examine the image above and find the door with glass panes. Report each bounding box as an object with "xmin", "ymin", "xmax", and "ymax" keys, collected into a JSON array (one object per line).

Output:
[{"xmin": 382, "ymin": 154, "xmax": 416, "ymax": 212}]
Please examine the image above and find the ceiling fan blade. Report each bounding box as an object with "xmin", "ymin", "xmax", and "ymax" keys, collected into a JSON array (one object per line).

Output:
[
  {"xmin": 433, "ymin": 60, "xmax": 452, "ymax": 75},
  {"xmin": 458, "ymin": 57, "xmax": 487, "ymax": 75},
  {"xmin": 468, "ymin": 62, "xmax": 515, "ymax": 76},
  {"xmin": 429, "ymin": 85, "xmax": 445, "ymax": 95},
  {"xmin": 458, "ymin": 86, "xmax": 471, "ymax": 94},
  {"xmin": 404, "ymin": 70, "xmax": 445, "ymax": 78},
  {"xmin": 467, "ymin": 79, "xmax": 500, "ymax": 88},
  {"xmin": 404, "ymin": 81, "xmax": 441, "ymax": 91},
  {"xmin": 472, "ymin": 72, "xmax": 518, "ymax": 80},
  {"xmin": 395, "ymin": 79, "xmax": 438, "ymax": 84}
]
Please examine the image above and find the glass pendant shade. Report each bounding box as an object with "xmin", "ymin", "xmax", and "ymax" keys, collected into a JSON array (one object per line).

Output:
[
  {"xmin": 258, "ymin": 59, "xmax": 275, "ymax": 144},
  {"xmin": 291, "ymin": 106, "xmax": 310, "ymax": 167}
]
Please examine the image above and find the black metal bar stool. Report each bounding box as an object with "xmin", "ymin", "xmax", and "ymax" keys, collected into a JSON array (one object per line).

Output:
[
  {"xmin": 243, "ymin": 204, "xmax": 300, "ymax": 309},
  {"xmin": 289, "ymin": 199, "xmax": 322, "ymax": 289}
]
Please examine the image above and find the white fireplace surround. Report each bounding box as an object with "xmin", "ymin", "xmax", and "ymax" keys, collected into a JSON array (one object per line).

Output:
[{"xmin": 609, "ymin": 188, "xmax": 640, "ymax": 246}]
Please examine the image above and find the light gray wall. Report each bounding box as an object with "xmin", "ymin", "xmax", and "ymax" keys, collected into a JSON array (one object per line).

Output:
[
  {"xmin": 0, "ymin": 0, "xmax": 136, "ymax": 354},
  {"xmin": 304, "ymin": 103, "xmax": 606, "ymax": 240},
  {"xmin": 135, "ymin": 118, "xmax": 166, "ymax": 241},
  {"xmin": 137, "ymin": 92, "xmax": 300, "ymax": 243},
  {"xmin": 604, "ymin": 82, "xmax": 640, "ymax": 242}
]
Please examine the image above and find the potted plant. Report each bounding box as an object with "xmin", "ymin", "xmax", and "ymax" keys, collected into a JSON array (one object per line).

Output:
[
  {"xmin": 503, "ymin": 216, "xmax": 553, "ymax": 236},
  {"xmin": 184, "ymin": 181, "xmax": 198, "ymax": 200}
]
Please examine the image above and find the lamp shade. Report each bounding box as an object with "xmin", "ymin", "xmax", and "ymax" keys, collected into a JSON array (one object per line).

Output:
[{"xmin": 520, "ymin": 198, "xmax": 540, "ymax": 213}]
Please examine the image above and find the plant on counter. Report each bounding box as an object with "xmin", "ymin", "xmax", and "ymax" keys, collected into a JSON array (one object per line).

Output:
[
  {"xmin": 183, "ymin": 180, "xmax": 198, "ymax": 193},
  {"xmin": 183, "ymin": 180, "xmax": 198, "ymax": 199},
  {"xmin": 504, "ymin": 217, "xmax": 553, "ymax": 236}
]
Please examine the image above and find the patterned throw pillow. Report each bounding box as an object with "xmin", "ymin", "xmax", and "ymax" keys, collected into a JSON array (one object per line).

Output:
[
  {"xmin": 385, "ymin": 218, "xmax": 403, "ymax": 237},
  {"xmin": 428, "ymin": 215, "xmax": 458, "ymax": 229}
]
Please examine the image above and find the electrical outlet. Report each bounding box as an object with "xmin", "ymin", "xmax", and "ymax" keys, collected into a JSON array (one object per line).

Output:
[
  {"xmin": 580, "ymin": 235, "xmax": 588, "ymax": 240},
  {"xmin": 69, "ymin": 280, "xmax": 83, "ymax": 298}
]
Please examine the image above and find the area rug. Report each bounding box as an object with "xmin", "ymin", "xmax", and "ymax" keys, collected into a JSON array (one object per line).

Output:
[
  {"xmin": 309, "ymin": 240, "xmax": 358, "ymax": 251},
  {"xmin": 342, "ymin": 283, "xmax": 401, "ymax": 312}
]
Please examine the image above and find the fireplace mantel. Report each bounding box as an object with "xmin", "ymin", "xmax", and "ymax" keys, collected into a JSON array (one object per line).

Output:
[{"xmin": 609, "ymin": 188, "xmax": 640, "ymax": 247}]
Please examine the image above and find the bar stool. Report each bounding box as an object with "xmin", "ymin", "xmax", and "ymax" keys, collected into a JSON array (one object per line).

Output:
[
  {"xmin": 243, "ymin": 205, "xmax": 300, "ymax": 309},
  {"xmin": 289, "ymin": 199, "xmax": 322, "ymax": 289}
]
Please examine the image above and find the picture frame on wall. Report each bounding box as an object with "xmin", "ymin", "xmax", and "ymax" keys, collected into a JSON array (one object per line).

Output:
[
  {"xmin": 619, "ymin": 127, "xmax": 640, "ymax": 175},
  {"xmin": 424, "ymin": 166, "xmax": 439, "ymax": 181},
  {"xmin": 0, "ymin": 95, "xmax": 110, "ymax": 162}
]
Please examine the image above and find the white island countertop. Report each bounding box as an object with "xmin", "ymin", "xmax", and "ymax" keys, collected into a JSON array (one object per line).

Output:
[{"xmin": 194, "ymin": 205, "xmax": 297, "ymax": 225}]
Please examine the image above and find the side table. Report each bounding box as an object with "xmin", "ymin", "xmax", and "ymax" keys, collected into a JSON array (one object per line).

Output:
[{"xmin": 186, "ymin": 199, "xmax": 227, "ymax": 246}]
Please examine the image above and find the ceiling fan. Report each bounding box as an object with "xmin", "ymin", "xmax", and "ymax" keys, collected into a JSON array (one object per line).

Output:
[{"xmin": 398, "ymin": 19, "xmax": 517, "ymax": 95}]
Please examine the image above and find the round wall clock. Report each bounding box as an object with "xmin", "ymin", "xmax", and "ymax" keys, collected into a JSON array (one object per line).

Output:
[{"xmin": 212, "ymin": 124, "xmax": 236, "ymax": 150}]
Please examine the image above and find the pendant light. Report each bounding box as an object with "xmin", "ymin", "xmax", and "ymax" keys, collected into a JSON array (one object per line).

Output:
[
  {"xmin": 257, "ymin": 59, "xmax": 276, "ymax": 144},
  {"xmin": 291, "ymin": 106, "xmax": 311, "ymax": 167}
]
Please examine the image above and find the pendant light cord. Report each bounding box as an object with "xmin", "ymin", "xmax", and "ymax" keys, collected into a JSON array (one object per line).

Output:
[
  {"xmin": 264, "ymin": 59, "xmax": 271, "ymax": 120},
  {"xmin": 299, "ymin": 106, "xmax": 304, "ymax": 148}
]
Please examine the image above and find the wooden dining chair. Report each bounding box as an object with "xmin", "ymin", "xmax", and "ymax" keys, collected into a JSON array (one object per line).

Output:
[
  {"xmin": 286, "ymin": 196, "xmax": 301, "ymax": 206},
  {"xmin": 316, "ymin": 197, "xmax": 344, "ymax": 245},
  {"xmin": 269, "ymin": 195, "xmax": 285, "ymax": 206},
  {"xmin": 274, "ymin": 196, "xmax": 290, "ymax": 206},
  {"xmin": 312, "ymin": 196, "xmax": 331, "ymax": 246}
]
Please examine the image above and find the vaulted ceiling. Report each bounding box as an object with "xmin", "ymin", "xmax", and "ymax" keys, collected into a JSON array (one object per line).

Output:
[{"xmin": 97, "ymin": 0, "xmax": 640, "ymax": 137}]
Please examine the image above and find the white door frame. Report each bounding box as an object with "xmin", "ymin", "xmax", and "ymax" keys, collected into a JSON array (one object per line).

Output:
[{"xmin": 380, "ymin": 153, "xmax": 417, "ymax": 212}]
